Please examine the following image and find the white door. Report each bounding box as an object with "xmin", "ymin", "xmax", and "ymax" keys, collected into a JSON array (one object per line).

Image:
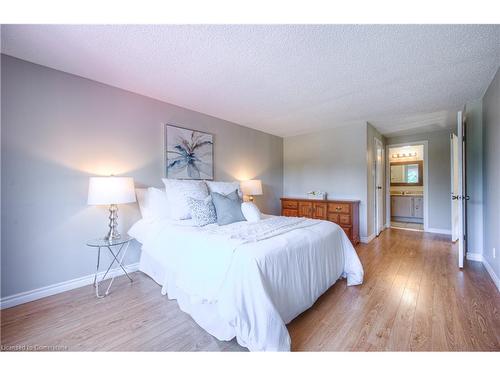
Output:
[
  {"xmin": 453, "ymin": 111, "xmax": 467, "ymax": 268},
  {"xmin": 375, "ymin": 137, "xmax": 385, "ymax": 236},
  {"xmin": 451, "ymin": 133, "xmax": 459, "ymax": 242}
]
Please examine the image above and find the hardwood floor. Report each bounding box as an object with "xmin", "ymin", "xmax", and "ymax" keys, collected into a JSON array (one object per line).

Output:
[{"xmin": 1, "ymin": 229, "xmax": 499, "ymax": 351}]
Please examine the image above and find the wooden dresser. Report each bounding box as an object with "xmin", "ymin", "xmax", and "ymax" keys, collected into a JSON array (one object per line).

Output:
[{"xmin": 280, "ymin": 197, "xmax": 360, "ymax": 245}]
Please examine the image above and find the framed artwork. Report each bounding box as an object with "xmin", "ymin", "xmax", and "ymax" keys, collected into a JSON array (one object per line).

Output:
[{"xmin": 164, "ymin": 124, "xmax": 214, "ymax": 180}]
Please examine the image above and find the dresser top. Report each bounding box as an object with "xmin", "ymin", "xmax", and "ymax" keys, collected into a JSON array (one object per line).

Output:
[{"xmin": 281, "ymin": 197, "xmax": 361, "ymax": 203}]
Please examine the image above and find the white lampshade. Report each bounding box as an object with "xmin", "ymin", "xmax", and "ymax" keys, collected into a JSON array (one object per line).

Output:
[
  {"xmin": 87, "ymin": 176, "xmax": 136, "ymax": 205},
  {"xmin": 241, "ymin": 179, "xmax": 263, "ymax": 196}
]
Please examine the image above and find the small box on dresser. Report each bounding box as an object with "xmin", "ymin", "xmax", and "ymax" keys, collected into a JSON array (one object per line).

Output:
[{"xmin": 280, "ymin": 197, "xmax": 360, "ymax": 245}]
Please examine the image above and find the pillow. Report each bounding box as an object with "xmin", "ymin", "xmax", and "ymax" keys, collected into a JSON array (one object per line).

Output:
[
  {"xmin": 135, "ymin": 187, "xmax": 169, "ymax": 221},
  {"xmin": 206, "ymin": 180, "xmax": 243, "ymax": 199},
  {"xmin": 186, "ymin": 196, "xmax": 217, "ymax": 226},
  {"xmin": 147, "ymin": 187, "xmax": 170, "ymax": 221},
  {"xmin": 135, "ymin": 188, "xmax": 149, "ymax": 219},
  {"xmin": 241, "ymin": 202, "xmax": 262, "ymax": 222},
  {"xmin": 162, "ymin": 179, "xmax": 209, "ymax": 220},
  {"xmin": 211, "ymin": 190, "xmax": 245, "ymax": 226},
  {"xmin": 128, "ymin": 218, "xmax": 150, "ymax": 244}
]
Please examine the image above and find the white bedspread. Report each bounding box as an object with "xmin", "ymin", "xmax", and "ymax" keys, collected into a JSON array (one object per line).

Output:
[{"xmin": 131, "ymin": 215, "xmax": 363, "ymax": 351}]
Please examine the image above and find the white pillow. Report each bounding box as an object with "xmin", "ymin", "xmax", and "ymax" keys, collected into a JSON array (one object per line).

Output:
[
  {"xmin": 135, "ymin": 187, "xmax": 170, "ymax": 221},
  {"xmin": 241, "ymin": 202, "xmax": 262, "ymax": 222},
  {"xmin": 135, "ymin": 188, "xmax": 149, "ymax": 219},
  {"xmin": 128, "ymin": 218, "xmax": 150, "ymax": 244},
  {"xmin": 147, "ymin": 187, "xmax": 170, "ymax": 221},
  {"xmin": 206, "ymin": 180, "xmax": 242, "ymax": 199},
  {"xmin": 162, "ymin": 179, "xmax": 209, "ymax": 220}
]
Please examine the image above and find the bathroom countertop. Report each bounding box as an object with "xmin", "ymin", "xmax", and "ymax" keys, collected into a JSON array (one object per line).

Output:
[{"xmin": 390, "ymin": 193, "xmax": 423, "ymax": 197}]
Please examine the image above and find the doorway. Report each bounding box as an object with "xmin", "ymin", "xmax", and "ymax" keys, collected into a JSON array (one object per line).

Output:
[
  {"xmin": 374, "ymin": 137, "xmax": 385, "ymax": 236},
  {"xmin": 386, "ymin": 142, "xmax": 429, "ymax": 232}
]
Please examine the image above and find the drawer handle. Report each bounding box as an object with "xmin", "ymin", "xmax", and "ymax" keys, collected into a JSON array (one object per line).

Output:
[{"xmin": 336, "ymin": 207, "xmax": 341, "ymax": 211}]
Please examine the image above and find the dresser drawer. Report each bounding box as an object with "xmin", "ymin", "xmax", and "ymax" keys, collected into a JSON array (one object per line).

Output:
[
  {"xmin": 328, "ymin": 203, "xmax": 351, "ymax": 214},
  {"xmin": 327, "ymin": 213, "xmax": 339, "ymax": 223},
  {"xmin": 339, "ymin": 214, "xmax": 351, "ymax": 225},
  {"xmin": 282, "ymin": 209, "xmax": 298, "ymax": 217},
  {"xmin": 282, "ymin": 200, "xmax": 298, "ymax": 209},
  {"xmin": 341, "ymin": 226, "xmax": 352, "ymax": 238}
]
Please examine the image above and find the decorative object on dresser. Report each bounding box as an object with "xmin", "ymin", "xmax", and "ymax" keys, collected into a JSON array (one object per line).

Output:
[
  {"xmin": 87, "ymin": 176, "xmax": 136, "ymax": 240},
  {"xmin": 280, "ymin": 197, "xmax": 360, "ymax": 245},
  {"xmin": 240, "ymin": 179, "xmax": 263, "ymax": 202},
  {"xmin": 306, "ymin": 190, "xmax": 327, "ymax": 200},
  {"xmin": 164, "ymin": 124, "xmax": 214, "ymax": 180}
]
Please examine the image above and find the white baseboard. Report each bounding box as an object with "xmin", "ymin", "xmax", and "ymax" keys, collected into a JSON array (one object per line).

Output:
[
  {"xmin": 0, "ymin": 263, "xmax": 140, "ymax": 310},
  {"xmin": 360, "ymin": 233, "xmax": 376, "ymax": 244},
  {"xmin": 465, "ymin": 253, "xmax": 499, "ymax": 293},
  {"xmin": 466, "ymin": 252, "xmax": 483, "ymax": 262},
  {"xmin": 482, "ymin": 258, "xmax": 500, "ymax": 293},
  {"xmin": 426, "ymin": 227, "xmax": 452, "ymax": 235}
]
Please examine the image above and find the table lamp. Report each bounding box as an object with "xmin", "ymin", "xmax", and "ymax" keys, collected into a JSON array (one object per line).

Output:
[
  {"xmin": 87, "ymin": 176, "xmax": 136, "ymax": 240},
  {"xmin": 241, "ymin": 179, "xmax": 263, "ymax": 202}
]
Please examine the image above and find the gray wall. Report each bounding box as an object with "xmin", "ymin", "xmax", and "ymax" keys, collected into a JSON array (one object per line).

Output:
[
  {"xmin": 1, "ymin": 55, "xmax": 283, "ymax": 298},
  {"xmin": 366, "ymin": 123, "xmax": 386, "ymax": 235},
  {"xmin": 465, "ymin": 99, "xmax": 483, "ymax": 255},
  {"xmin": 482, "ymin": 67, "xmax": 500, "ymax": 280},
  {"xmin": 283, "ymin": 122, "xmax": 369, "ymax": 239},
  {"xmin": 386, "ymin": 130, "xmax": 451, "ymax": 232}
]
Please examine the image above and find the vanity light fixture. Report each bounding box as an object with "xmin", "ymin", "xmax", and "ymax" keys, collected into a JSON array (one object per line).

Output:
[{"xmin": 392, "ymin": 152, "xmax": 417, "ymax": 159}]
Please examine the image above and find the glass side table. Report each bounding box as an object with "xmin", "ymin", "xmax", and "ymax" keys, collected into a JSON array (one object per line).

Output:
[{"xmin": 86, "ymin": 235, "xmax": 134, "ymax": 298}]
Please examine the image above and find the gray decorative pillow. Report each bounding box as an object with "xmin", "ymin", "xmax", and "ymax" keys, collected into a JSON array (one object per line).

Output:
[
  {"xmin": 211, "ymin": 190, "xmax": 245, "ymax": 226},
  {"xmin": 186, "ymin": 196, "xmax": 217, "ymax": 226}
]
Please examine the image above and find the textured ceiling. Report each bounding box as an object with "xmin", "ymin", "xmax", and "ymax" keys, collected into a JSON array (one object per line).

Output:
[{"xmin": 1, "ymin": 24, "xmax": 499, "ymax": 137}]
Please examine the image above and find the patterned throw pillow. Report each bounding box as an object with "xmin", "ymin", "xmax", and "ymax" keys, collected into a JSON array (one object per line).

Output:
[{"xmin": 186, "ymin": 196, "xmax": 217, "ymax": 226}]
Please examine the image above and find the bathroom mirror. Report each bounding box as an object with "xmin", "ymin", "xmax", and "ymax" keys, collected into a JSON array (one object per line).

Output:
[{"xmin": 390, "ymin": 161, "xmax": 423, "ymax": 186}]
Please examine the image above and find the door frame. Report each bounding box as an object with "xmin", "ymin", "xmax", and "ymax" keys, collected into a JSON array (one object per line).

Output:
[
  {"xmin": 374, "ymin": 137, "xmax": 385, "ymax": 236},
  {"xmin": 385, "ymin": 140, "xmax": 429, "ymax": 232}
]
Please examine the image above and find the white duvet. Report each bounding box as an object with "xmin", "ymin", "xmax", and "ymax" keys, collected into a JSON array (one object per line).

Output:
[{"xmin": 129, "ymin": 215, "xmax": 363, "ymax": 351}]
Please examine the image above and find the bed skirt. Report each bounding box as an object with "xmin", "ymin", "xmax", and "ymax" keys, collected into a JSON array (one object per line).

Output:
[{"xmin": 139, "ymin": 251, "xmax": 237, "ymax": 342}]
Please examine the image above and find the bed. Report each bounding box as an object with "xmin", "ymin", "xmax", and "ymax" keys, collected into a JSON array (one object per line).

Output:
[{"xmin": 128, "ymin": 213, "xmax": 363, "ymax": 352}]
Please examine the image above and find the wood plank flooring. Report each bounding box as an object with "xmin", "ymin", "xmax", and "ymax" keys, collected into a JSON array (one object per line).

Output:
[{"xmin": 1, "ymin": 228, "xmax": 499, "ymax": 351}]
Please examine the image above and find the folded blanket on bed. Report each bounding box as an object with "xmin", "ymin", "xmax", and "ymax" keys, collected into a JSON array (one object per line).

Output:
[{"xmin": 203, "ymin": 216, "xmax": 319, "ymax": 242}]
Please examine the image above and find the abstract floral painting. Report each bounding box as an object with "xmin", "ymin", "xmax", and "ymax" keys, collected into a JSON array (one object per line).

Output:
[{"xmin": 165, "ymin": 124, "xmax": 214, "ymax": 180}]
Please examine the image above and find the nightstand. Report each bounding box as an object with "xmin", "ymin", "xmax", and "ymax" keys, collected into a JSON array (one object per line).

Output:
[{"xmin": 86, "ymin": 235, "xmax": 134, "ymax": 298}]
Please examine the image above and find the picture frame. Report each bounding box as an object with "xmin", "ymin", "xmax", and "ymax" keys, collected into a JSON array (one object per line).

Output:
[{"xmin": 164, "ymin": 124, "xmax": 214, "ymax": 180}]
